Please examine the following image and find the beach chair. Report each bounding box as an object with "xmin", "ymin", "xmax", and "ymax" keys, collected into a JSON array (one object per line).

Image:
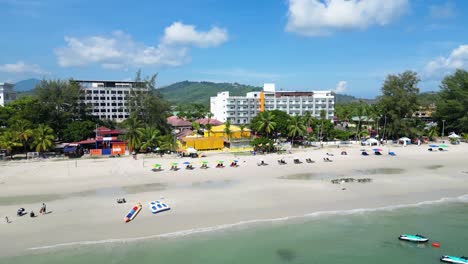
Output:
[
  {"xmin": 293, "ymin": 159, "xmax": 302, "ymax": 164},
  {"xmin": 305, "ymin": 158, "xmax": 315, "ymax": 163},
  {"xmin": 374, "ymin": 151, "xmax": 382, "ymax": 155},
  {"xmin": 388, "ymin": 151, "xmax": 396, "ymax": 156},
  {"xmin": 361, "ymin": 151, "xmax": 369, "ymax": 156},
  {"xmin": 323, "ymin": 157, "xmax": 333, "ymax": 162}
]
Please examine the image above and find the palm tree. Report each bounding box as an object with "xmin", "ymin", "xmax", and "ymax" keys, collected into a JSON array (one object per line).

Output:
[
  {"xmin": 205, "ymin": 123, "xmax": 213, "ymax": 137},
  {"xmin": 191, "ymin": 121, "xmax": 201, "ymax": 135},
  {"xmin": 32, "ymin": 124, "xmax": 55, "ymax": 153},
  {"xmin": 123, "ymin": 116, "xmax": 143, "ymax": 151},
  {"xmin": 239, "ymin": 124, "xmax": 247, "ymax": 138},
  {"xmin": 354, "ymin": 102, "xmax": 367, "ymax": 140},
  {"xmin": 426, "ymin": 125, "xmax": 438, "ymax": 141},
  {"xmin": 11, "ymin": 119, "xmax": 33, "ymax": 156},
  {"xmin": 158, "ymin": 134, "xmax": 176, "ymax": 152},
  {"xmin": 288, "ymin": 115, "xmax": 306, "ymax": 146},
  {"xmin": 303, "ymin": 111, "xmax": 314, "ymax": 131},
  {"xmin": 223, "ymin": 120, "xmax": 232, "ymax": 141},
  {"xmin": 140, "ymin": 126, "xmax": 161, "ymax": 151},
  {"xmin": 256, "ymin": 111, "xmax": 276, "ymax": 137},
  {"xmin": 0, "ymin": 131, "xmax": 23, "ymax": 158}
]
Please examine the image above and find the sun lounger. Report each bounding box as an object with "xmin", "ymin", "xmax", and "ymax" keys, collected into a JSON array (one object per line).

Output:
[
  {"xmin": 305, "ymin": 158, "xmax": 315, "ymax": 163},
  {"xmin": 278, "ymin": 159, "xmax": 287, "ymax": 165},
  {"xmin": 389, "ymin": 151, "xmax": 396, "ymax": 156},
  {"xmin": 293, "ymin": 159, "xmax": 302, "ymax": 164},
  {"xmin": 374, "ymin": 151, "xmax": 382, "ymax": 155},
  {"xmin": 361, "ymin": 151, "xmax": 369, "ymax": 156},
  {"xmin": 323, "ymin": 157, "xmax": 333, "ymax": 162}
]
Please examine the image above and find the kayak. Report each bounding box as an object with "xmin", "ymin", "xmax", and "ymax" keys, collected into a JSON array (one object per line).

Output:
[
  {"xmin": 149, "ymin": 200, "xmax": 170, "ymax": 214},
  {"xmin": 398, "ymin": 234, "xmax": 429, "ymax": 243},
  {"xmin": 124, "ymin": 203, "xmax": 142, "ymax": 223},
  {"xmin": 440, "ymin": 255, "xmax": 468, "ymax": 264}
]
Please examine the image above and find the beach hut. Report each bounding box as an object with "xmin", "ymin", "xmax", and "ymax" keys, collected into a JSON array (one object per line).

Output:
[
  {"xmin": 448, "ymin": 133, "xmax": 460, "ymax": 139},
  {"xmin": 398, "ymin": 137, "xmax": 411, "ymax": 145},
  {"xmin": 365, "ymin": 138, "xmax": 379, "ymax": 146}
]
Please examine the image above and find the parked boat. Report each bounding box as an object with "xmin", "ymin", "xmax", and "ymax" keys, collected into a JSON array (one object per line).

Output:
[
  {"xmin": 440, "ymin": 255, "xmax": 468, "ymax": 264},
  {"xmin": 124, "ymin": 203, "xmax": 142, "ymax": 223},
  {"xmin": 398, "ymin": 234, "xmax": 429, "ymax": 243}
]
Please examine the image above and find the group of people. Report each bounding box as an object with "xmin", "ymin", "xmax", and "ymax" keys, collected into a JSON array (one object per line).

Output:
[{"xmin": 6, "ymin": 203, "xmax": 47, "ymax": 224}]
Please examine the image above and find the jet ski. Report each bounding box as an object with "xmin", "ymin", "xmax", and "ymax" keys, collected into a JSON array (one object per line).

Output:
[
  {"xmin": 440, "ymin": 255, "xmax": 468, "ymax": 264},
  {"xmin": 398, "ymin": 234, "xmax": 429, "ymax": 243}
]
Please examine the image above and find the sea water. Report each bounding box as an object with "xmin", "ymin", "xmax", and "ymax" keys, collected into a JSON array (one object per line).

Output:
[{"xmin": 3, "ymin": 196, "xmax": 468, "ymax": 264}]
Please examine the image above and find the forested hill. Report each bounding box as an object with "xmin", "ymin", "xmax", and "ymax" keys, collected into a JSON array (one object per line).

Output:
[
  {"xmin": 157, "ymin": 81, "xmax": 373, "ymax": 106},
  {"xmin": 157, "ymin": 81, "xmax": 262, "ymax": 105}
]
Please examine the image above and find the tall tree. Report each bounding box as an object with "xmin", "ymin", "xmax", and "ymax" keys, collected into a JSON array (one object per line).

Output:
[
  {"xmin": 123, "ymin": 116, "xmax": 143, "ymax": 151},
  {"xmin": 0, "ymin": 131, "xmax": 22, "ymax": 158},
  {"xmin": 378, "ymin": 71, "xmax": 420, "ymax": 139},
  {"xmin": 140, "ymin": 126, "xmax": 161, "ymax": 151},
  {"xmin": 10, "ymin": 119, "xmax": 33, "ymax": 155},
  {"xmin": 287, "ymin": 115, "xmax": 306, "ymax": 146},
  {"xmin": 253, "ymin": 111, "xmax": 277, "ymax": 137},
  {"xmin": 223, "ymin": 120, "xmax": 232, "ymax": 141},
  {"xmin": 205, "ymin": 123, "xmax": 213, "ymax": 137},
  {"xmin": 31, "ymin": 124, "xmax": 55, "ymax": 153},
  {"xmin": 433, "ymin": 69, "xmax": 468, "ymax": 133},
  {"xmin": 239, "ymin": 124, "xmax": 247, "ymax": 138},
  {"xmin": 62, "ymin": 121, "xmax": 96, "ymax": 142}
]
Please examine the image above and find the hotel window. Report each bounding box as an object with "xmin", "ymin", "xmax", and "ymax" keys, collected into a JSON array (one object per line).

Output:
[
  {"xmin": 93, "ymin": 90, "xmax": 99, "ymax": 94},
  {"xmin": 93, "ymin": 97, "xmax": 99, "ymax": 100},
  {"xmin": 100, "ymin": 90, "xmax": 105, "ymax": 94},
  {"xmin": 100, "ymin": 97, "xmax": 105, "ymax": 100}
]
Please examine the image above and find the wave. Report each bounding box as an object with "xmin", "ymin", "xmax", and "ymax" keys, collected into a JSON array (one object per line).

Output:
[{"xmin": 28, "ymin": 193, "xmax": 468, "ymax": 251}]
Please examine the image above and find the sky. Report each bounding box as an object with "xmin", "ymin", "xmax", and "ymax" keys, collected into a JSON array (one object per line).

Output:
[{"xmin": 0, "ymin": 0, "xmax": 467, "ymax": 98}]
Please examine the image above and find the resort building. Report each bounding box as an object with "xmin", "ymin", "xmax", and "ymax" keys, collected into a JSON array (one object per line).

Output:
[
  {"xmin": 75, "ymin": 80, "xmax": 148, "ymax": 122},
  {"xmin": 210, "ymin": 83, "xmax": 335, "ymax": 125},
  {"xmin": 0, "ymin": 82, "xmax": 16, "ymax": 106}
]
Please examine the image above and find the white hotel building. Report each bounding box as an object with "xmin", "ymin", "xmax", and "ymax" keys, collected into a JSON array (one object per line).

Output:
[
  {"xmin": 76, "ymin": 80, "xmax": 147, "ymax": 122},
  {"xmin": 0, "ymin": 82, "xmax": 16, "ymax": 107},
  {"xmin": 210, "ymin": 83, "xmax": 335, "ymax": 125}
]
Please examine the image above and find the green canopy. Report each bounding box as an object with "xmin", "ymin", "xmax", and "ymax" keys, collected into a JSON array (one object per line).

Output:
[{"xmin": 153, "ymin": 164, "xmax": 161, "ymax": 168}]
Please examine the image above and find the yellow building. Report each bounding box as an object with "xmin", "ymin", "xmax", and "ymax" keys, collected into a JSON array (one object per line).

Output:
[
  {"xmin": 204, "ymin": 124, "xmax": 251, "ymax": 139},
  {"xmin": 181, "ymin": 137, "xmax": 224, "ymax": 151}
]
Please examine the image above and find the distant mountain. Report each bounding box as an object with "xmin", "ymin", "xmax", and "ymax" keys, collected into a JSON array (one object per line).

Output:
[
  {"xmin": 158, "ymin": 81, "xmax": 262, "ymax": 106},
  {"xmin": 335, "ymin": 94, "xmax": 376, "ymax": 104},
  {"xmin": 14, "ymin": 78, "xmax": 41, "ymax": 92}
]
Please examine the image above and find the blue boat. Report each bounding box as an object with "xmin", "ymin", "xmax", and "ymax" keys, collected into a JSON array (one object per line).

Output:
[
  {"xmin": 398, "ymin": 234, "xmax": 429, "ymax": 243},
  {"xmin": 440, "ymin": 255, "xmax": 468, "ymax": 264}
]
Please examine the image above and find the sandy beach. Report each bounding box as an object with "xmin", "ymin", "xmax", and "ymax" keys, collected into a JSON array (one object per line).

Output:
[{"xmin": 1, "ymin": 143, "xmax": 467, "ymax": 257}]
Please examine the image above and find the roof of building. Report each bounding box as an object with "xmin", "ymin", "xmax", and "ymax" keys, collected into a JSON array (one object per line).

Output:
[
  {"xmin": 167, "ymin": 116, "xmax": 192, "ymax": 127},
  {"xmin": 95, "ymin": 126, "xmax": 122, "ymax": 135},
  {"xmin": 210, "ymin": 124, "xmax": 251, "ymax": 133},
  {"xmin": 195, "ymin": 118, "xmax": 223, "ymax": 126}
]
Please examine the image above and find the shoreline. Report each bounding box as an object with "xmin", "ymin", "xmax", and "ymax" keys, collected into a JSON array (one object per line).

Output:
[{"xmin": 1, "ymin": 143, "xmax": 467, "ymax": 257}]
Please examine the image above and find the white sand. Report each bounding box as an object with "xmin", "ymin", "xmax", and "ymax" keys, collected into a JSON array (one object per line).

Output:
[{"xmin": 0, "ymin": 143, "xmax": 467, "ymax": 256}]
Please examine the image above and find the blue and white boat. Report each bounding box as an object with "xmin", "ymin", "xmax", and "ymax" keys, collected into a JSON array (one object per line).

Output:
[
  {"xmin": 148, "ymin": 200, "xmax": 170, "ymax": 214},
  {"xmin": 440, "ymin": 255, "xmax": 468, "ymax": 264},
  {"xmin": 398, "ymin": 234, "xmax": 429, "ymax": 243}
]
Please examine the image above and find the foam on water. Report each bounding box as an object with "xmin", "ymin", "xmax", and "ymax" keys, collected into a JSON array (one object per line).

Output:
[{"xmin": 28, "ymin": 193, "xmax": 468, "ymax": 251}]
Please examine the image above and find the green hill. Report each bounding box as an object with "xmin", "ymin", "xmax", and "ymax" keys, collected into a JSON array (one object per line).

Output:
[{"xmin": 157, "ymin": 81, "xmax": 261, "ymax": 106}]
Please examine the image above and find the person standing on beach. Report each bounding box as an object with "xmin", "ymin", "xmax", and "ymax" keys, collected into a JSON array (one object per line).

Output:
[
  {"xmin": 41, "ymin": 203, "xmax": 46, "ymax": 214},
  {"xmin": 5, "ymin": 216, "xmax": 10, "ymax": 223}
]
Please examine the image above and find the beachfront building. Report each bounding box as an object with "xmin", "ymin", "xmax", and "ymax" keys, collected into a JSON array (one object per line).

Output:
[
  {"xmin": 0, "ymin": 82, "xmax": 16, "ymax": 106},
  {"xmin": 210, "ymin": 83, "xmax": 335, "ymax": 125},
  {"xmin": 75, "ymin": 80, "xmax": 148, "ymax": 122}
]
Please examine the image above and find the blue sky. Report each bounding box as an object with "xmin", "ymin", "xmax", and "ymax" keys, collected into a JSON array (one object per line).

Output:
[{"xmin": 0, "ymin": 0, "xmax": 467, "ymax": 98}]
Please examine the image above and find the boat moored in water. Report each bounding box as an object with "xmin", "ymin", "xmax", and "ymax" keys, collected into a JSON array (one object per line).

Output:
[
  {"xmin": 398, "ymin": 234, "xmax": 429, "ymax": 243},
  {"xmin": 440, "ymin": 255, "xmax": 468, "ymax": 264}
]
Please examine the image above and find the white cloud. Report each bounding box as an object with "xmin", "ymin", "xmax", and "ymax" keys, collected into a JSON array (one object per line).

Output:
[
  {"xmin": 333, "ymin": 81, "xmax": 347, "ymax": 93},
  {"xmin": 200, "ymin": 68, "xmax": 288, "ymax": 80},
  {"xmin": 55, "ymin": 22, "xmax": 228, "ymax": 69},
  {"xmin": 286, "ymin": 0, "xmax": 409, "ymax": 36},
  {"xmin": 429, "ymin": 2, "xmax": 456, "ymax": 19},
  {"xmin": 0, "ymin": 61, "xmax": 47, "ymax": 74},
  {"xmin": 425, "ymin": 44, "xmax": 468, "ymax": 77},
  {"xmin": 162, "ymin": 22, "xmax": 228, "ymax": 47}
]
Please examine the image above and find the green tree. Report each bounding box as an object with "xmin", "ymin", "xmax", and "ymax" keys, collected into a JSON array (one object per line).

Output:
[
  {"xmin": 378, "ymin": 71, "xmax": 420, "ymax": 139},
  {"xmin": 123, "ymin": 116, "xmax": 143, "ymax": 151},
  {"xmin": 0, "ymin": 131, "xmax": 22, "ymax": 158},
  {"xmin": 31, "ymin": 124, "xmax": 55, "ymax": 153},
  {"xmin": 303, "ymin": 111, "xmax": 314, "ymax": 135},
  {"xmin": 205, "ymin": 123, "xmax": 213, "ymax": 137},
  {"xmin": 191, "ymin": 121, "xmax": 201, "ymax": 134},
  {"xmin": 62, "ymin": 121, "xmax": 96, "ymax": 142},
  {"xmin": 354, "ymin": 102, "xmax": 367, "ymax": 140},
  {"xmin": 140, "ymin": 126, "xmax": 161, "ymax": 151},
  {"xmin": 223, "ymin": 120, "xmax": 232, "ymax": 141},
  {"xmin": 433, "ymin": 69, "xmax": 468, "ymax": 133},
  {"xmin": 425, "ymin": 125, "xmax": 438, "ymax": 141},
  {"xmin": 287, "ymin": 115, "xmax": 306, "ymax": 146},
  {"xmin": 239, "ymin": 124, "xmax": 247, "ymax": 138},
  {"xmin": 252, "ymin": 111, "xmax": 277, "ymax": 137},
  {"xmin": 158, "ymin": 134, "xmax": 176, "ymax": 152},
  {"xmin": 10, "ymin": 119, "xmax": 33, "ymax": 155}
]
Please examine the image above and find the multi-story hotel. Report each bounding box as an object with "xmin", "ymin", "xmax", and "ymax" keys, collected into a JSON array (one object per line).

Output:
[
  {"xmin": 76, "ymin": 80, "xmax": 147, "ymax": 122},
  {"xmin": 0, "ymin": 82, "xmax": 16, "ymax": 107},
  {"xmin": 210, "ymin": 83, "xmax": 335, "ymax": 125}
]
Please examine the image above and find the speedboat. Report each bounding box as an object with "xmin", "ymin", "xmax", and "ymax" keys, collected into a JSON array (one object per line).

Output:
[
  {"xmin": 440, "ymin": 255, "xmax": 468, "ymax": 264},
  {"xmin": 398, "ymin": 234, "xmax": 429, "ymax": 243}
]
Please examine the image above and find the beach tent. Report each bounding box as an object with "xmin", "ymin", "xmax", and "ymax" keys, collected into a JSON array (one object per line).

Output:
[
  {"xmin": 398, "ymin": 137, "xmax": 411, "ymax": 144},
  {"xmin": 186, "ymin": 147, "xmax": 198, "ymax": 154},
  {"xmin": 448, "ymin": 133, "xmax": 460, "ymax": 138},
  {"xmin": 365, "ymin": 138, "xmax": 379, "ymax": 146}
]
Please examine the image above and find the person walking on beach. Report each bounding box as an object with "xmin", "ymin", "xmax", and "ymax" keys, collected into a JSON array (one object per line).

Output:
[
  {"xmin": 5, "ymin": 216, "xmax": 11, "ymax": 223},
  {"xmin": 41, "ymin": 203, "xmax": 46, "ymax": 215}
]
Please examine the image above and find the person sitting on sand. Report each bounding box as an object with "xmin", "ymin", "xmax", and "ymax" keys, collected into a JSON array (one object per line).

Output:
[
  {"xmin": 341, "ymin": 151, "xmax": 347, "ymax": 155},
  {"xmin": 30, "ymin": 211, "xmax": 36, "ymax": 218},
  {"xmin": 17, "ymin": 208, "xmax": 25, "ymax": 216}
]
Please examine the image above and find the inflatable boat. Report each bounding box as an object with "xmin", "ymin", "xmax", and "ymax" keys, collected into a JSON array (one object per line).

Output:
[
  {"xmin": 124, "ymin": 203, "xmax": 142, "ymax": 223},
  {"xmin": 149, "ymin": 200, "xmax": 170, "ymax": 214},
  {"xmin": 398, "ymin": 234, "xmax": 429, "ymax": 243},
  {"xmin": 440, "ymin": 255, "xmax": 468, "ymax": 264}
]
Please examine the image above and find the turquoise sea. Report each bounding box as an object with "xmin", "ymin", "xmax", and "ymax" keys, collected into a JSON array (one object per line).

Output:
[{"xmin": 3, "ymin": 196, "xmax": 468, "ymax": 264}]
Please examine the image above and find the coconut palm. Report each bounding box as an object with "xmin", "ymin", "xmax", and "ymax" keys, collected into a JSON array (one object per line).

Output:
[
  {"xmin": 239, "ymin": 124, "xmax": 247, "ymax": 138},
  {"xmin": 287, "ymin": 115, "xmax": 306, "ymax": 146},
  {"xmin": 158, "ymin": 134, "xmax": 176, "ymax": 151},
  {"xmin": 140, "ymin": 126, "xmax": 161, "ymax": 151},
  {"xmin": 205, "ymin": 123, "xmax": 213, "ymax": 137},
  {"xmin": 303, "ymin": 111, "xmax": 314, "ymax": 132},
  {"xmin": 223, "ymin": 120, "xmax": 232, "ymax": 141},
  {"xmin": 255, "ymin": 111, "xmax": 276, "ymax": 137},
  {"xmin": 354, "ymin": 102, "xmax": 367, "ymax": 140},
  {"xmin": 11, "ymin": 119, "xmax": 33, "ymax": 156},
  {"xmin": 31, "ymin": 124, "xmax": 55, "ymax": 153},
  {"xmin": 426, "ymin": 125, "xmax": 438, "ymax": 141},
  {"xmin": 123, "ymin": 116, "xmax": 143, "ymax": 151},
  {"xmin": 0, "ymin": 131, "xmax": 23, "ymax": 158},
  {"xmin": 191, "ymin": 121, "xmax": 201, "ymax": 134}
]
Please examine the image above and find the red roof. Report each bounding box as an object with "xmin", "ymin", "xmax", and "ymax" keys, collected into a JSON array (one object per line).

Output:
[
  {"xmin": 167, "ymin": 116, "xmax": 192, "ymax": 127},
  {"xmin": 96, "ymin": 126, "xmax": 121, "ymax": 135},
  {"xmin": 195, "ymin": 118, "xmax": 223, "ymax": 126}
]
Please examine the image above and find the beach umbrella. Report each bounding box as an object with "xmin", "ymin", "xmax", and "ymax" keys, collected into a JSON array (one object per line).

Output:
[
  {"xmin": 182, "ymin": 161, "xmax": 191, "ymax": 165},
  {"xmin": 153, "ymin": 164, "xmax": 161, "ymax": 168},
  {"xmin": 429, "ymin": 144, "xmax": 439, "ymax": 147},
  {"xmin": 448, "ymin": 133, "xmax": 460, "ymax": 138},
  {"xmin": 171, "ymin": 162, "xmax": 178, "ymax": 165},
  {"xmin": 372, "ymin": 148, "xmax": 382, "ymax": 152},
  {"xmin": 201, "ymin": 161, "xmax": 208, "ymax": 164},
  {"xmin": 233, "ymin": 160, "xmax": 238, "ymax": 163},
  {"xmin": 439, "ymin": 144, "xmax": 448, "ymax": 148},
  {"xmin": 217, "ymin": 160, "xmax": 224, "ymax": 163}
]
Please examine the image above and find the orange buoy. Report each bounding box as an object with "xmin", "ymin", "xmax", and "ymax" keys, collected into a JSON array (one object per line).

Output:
[{"xmin": 432, "ymin": 242, "xmax": 440, "ymax": 248}]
